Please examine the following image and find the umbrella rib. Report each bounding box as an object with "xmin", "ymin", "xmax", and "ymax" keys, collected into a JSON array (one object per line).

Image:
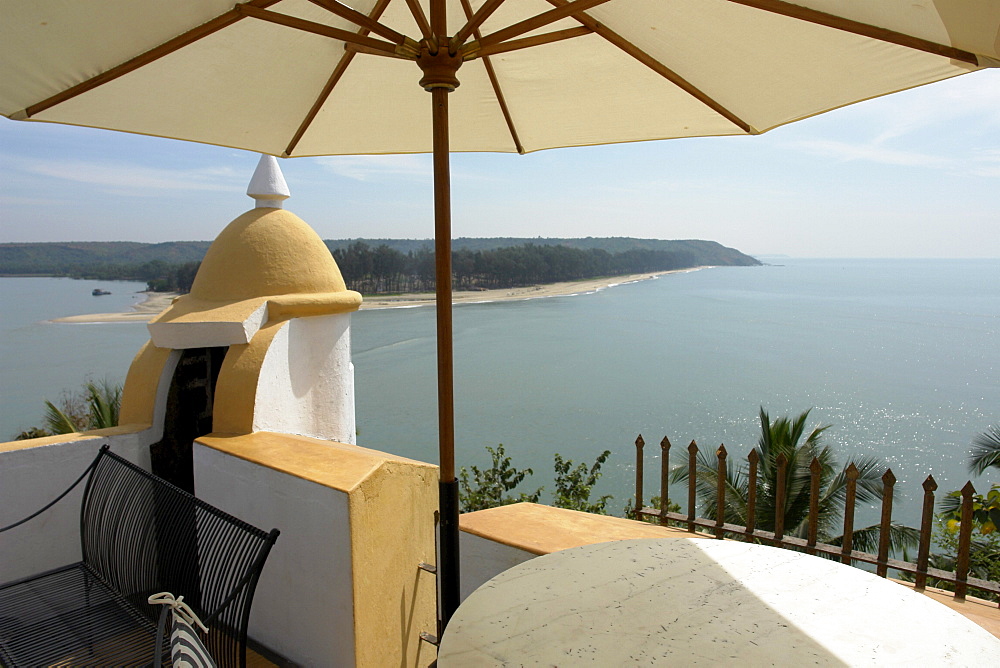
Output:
[
  {"xmin": 404, "ymin": 0, "xmax": 435, "ymax": 44},
  {"xmin": 452, "ymin": 0, "xmax": 508, "ymax": 52},
  {"xmin": 284, "ymin": 0, "xmax": 394, "ymax": 157},
  {"xmin": 545, "ymin": 0, "xmax": 755, "ymax": 134},
  {"xmin": 237, "ymin": 6, "xmax": 409, "ymax": 58},
  {"xmin": 20, "ymin": 0, "xmax": 283, "ymax": 118},
  {"xmin": 726, "ymin": 0, "xmax": 979, "ymax": 65},
  {"xmin": 459, "ymin": 0, "xmax": 524, "ymax": 154},
  {"xmin": 306, "ymin": 0, "xmax": 407, "ymax": 45},
  {"xmin": 466, "ymin": 27, "xmax": 594, "ymax": 59},
  {"xmin": 342, "ymin": 42, "xmax": 416, "ymax": 60},
  {"xmin": 431, "ymin": 0, "xmax": 447, "ymax": 35},
  {"xmin": 477, "ymin": 0, "xmax": 613, "ymax": 50}
]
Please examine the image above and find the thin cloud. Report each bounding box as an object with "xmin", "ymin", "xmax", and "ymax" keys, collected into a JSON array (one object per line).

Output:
[
  {"xmin": 316, "ymin": 154, "xmax": 432, "ymax": 181},
  {"xmin": 779, "ymin": 72, "xmax": 1000, "ymax": 177},
  {"xmin": 0, "ymin": 194, "xmax": 70, "ymax": 207},
  {"xmin": 19, "ymin": 158, "xmax": 240, "ymax": 193},
  {"xmin": 789, "ymin": 139, "xmax": 951, "ymax": 168},
  {"xmin": 784, "ymin": 70, "xmax": 1000, "ymax": 145},
  {"xmin": 968, "ymin": 148, "xmax": 1000, "ymax": 177},
  {"xmin": 872, "ymin": 72, "xmax": 1000, "ymax": 142}
]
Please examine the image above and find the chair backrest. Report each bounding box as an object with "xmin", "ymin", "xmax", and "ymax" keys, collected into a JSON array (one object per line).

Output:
[{"xmin": 80, "ymin": 447, "xmax": 279, "ymax": 667}]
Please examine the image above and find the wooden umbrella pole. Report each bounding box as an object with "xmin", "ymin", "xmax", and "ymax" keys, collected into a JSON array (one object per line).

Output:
[
  {"xmin": 418, "ymin": 1, "xmax": 464, "ymax": 630},
  {"xmin": 431, "ymin": 82, "xmax": 461, "ymax": 631},
  {"xmin": 432, "ymin": 90, "xmax": 455, "ymax": 484}
]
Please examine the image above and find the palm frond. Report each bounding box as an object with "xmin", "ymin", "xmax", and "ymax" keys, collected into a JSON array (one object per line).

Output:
[
  {"xmin": 822, "ymin": 455, "xmax": 889, "ymax": 507},
  {"xmin": 832, "ymin": 522, "xmax": 920, "ymax": 554},
  {"xmin": 694, "ymin": 452, "xmax": 749, "ymax": 523},
  {"xmin": 788, "ymin": 409, "xmax": 809, "ymax": 447},
  {"xmin": 674, "ymin": 409, "xmax": 898, "ymax": 545},
  {"xmin": 938, "ymin": 493, "xmax": 961, "ymax": 516},
  {"xmin": 43, "ymin": 400, "xmax": 83, "ymax": 434},
  {"xmin": 970, "ymin": 425, "xmax": 1000, "ymax": 476},
  {"xmin": 85, "ymin": 379, "xmax": 121, "ymax": 430}
]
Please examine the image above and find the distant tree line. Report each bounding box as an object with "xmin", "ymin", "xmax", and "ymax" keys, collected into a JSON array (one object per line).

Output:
[
  {"xmin": 0, "ymin": 259, "xmax": 202, "ymax": 292},
  {"xmin": 333, "ymin": 242, "xmax": 698, "ymax": 294},
  {"xmin": 60, "ymin": 260, "xmax": 201, "ymax": 293},
  {"xmin": 3, "ymin": 238, "xmax": 757, "ymax": 294},
  {"xmin": 4, "ymin": 243, "xmax": 700, "ymax": 295}
]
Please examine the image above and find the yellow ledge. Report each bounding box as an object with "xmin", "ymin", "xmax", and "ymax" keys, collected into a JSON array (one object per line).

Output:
[
  {"xmin": 196, "ymin": 431, "xmax": 435, "ymax": 493},
  {"xmin": 0, "ymin": 424, "xmax": 150, "ymax": 454},
  {"xmin": 459, "ymin": 502, "xmax": 701, "ymax": 556}
]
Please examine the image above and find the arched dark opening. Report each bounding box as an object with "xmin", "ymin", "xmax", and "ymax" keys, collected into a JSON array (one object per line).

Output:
[{"xmin": 149, "ymin": 346, "xmax": 227, "ymax": 493}]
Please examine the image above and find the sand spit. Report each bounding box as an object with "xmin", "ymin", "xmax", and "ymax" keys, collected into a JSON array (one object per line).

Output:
[
  {"xmin": 51, "ymin": 292, "xmax": 180, "ymax": 324},
  {"xmin": 360, "ymin": 267, "xmax": 709, "ymax": 310},
  {"xmin": 50, "ymin": 267, "xmax": 710, "ymax": 323}
]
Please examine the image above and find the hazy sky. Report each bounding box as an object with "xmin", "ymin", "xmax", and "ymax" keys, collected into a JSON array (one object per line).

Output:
[{"xmin": 1, "ymin": 68, "xmax": 998, "ymax": 258}]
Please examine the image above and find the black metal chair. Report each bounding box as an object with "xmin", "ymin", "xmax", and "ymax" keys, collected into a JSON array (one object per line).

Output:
[{"xmin": 0, "ymin": 445, "xmax": 279, "ymax": 667}]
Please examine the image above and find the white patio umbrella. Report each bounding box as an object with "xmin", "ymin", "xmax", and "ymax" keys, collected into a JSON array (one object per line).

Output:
[{"xmin": 3, "ymin": 0, "xmax": 998, "ymax": 628}]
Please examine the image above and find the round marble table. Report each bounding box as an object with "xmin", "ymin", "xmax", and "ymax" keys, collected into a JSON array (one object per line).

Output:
[{"xmin": 439, "ymin": 537, "xmax": 1000, "ymax": 666}]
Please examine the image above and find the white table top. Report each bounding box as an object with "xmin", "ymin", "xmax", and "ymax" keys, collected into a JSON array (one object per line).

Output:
[{"xmin": 439, "ymin": 537, "xmax": 1000, "ymax": 666}]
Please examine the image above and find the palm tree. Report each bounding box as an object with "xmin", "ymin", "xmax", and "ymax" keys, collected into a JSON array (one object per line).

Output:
[
  {"xmin": 83, "ymin": 379, "xmax": 121, "ymax": 430},
  {"xmin": 969, "ymin": 425, "xmax": 1000, "ymax": 476},
  {"xmin": 42, "ymin": 399, "xmax": 85, "ymax": 434},
  {"xmin": 42, "ymin": 380, "xmax": 121, "ymax": 434},
  {"xmin": 677, "ymin": 408, "xmax": 917, "ymax": 553}
]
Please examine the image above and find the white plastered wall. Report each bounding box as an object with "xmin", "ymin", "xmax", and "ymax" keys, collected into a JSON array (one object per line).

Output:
[
  {"xmin": 193, "ymin": 443, "xmax": 355, "ymax": 667},
  {"xmin": 0, "ymin": 350, "xmax": 178, "ymax": 583},
  {"xmin": 0, "ymin": 433, "xmax": 153, "ymax": 583},
  {"xmin": 459, "ymin": 532, "xmax": 537, "ymax": 601},
  {"xmin": 252, "ymin": 313, "xmax": 356, "ymax": 443}
]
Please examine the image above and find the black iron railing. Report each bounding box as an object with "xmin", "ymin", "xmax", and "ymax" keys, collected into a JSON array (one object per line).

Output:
[{"xmin": 631, "ymin": 435, "xmax": 1000, "ymax": 606}]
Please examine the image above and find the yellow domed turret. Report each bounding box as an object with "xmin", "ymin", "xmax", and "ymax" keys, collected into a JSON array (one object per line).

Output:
[
  {"xmin": 189, "ymin": 207, "xmax": 349, "ymax": 302},
  {"xmin": 148, "ymin": 156, "xmax": 361, "ymax": 349},
  {"xmin": 124, "ymin": 155, "xmax": 362, "ymax": 445}
]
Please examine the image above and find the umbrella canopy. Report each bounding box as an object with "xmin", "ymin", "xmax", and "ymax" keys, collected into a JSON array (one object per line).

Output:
[
  {"xmin": 3, "ymin": 1, "xmax": 998, "ymax": 156},
  {"xmin": 3, "ymin": 0, "xmax": 999, "ymax": 630}
]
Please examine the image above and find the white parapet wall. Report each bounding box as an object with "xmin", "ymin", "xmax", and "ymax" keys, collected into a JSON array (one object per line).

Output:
[
  {"xmin": 195, "ymin": 436, "xmax": 353, "ymax": 663},
  {"xmin": 460, "ymin": 531, "xmax": 538, "ymax": 601},
  {"xmin": 194, "ymin": 432, "xmax": 439, "ymax": 668},
  {"xmin": 1, "ymin": 341, "xmax": 175, "ymax": 583},
  {"xmin": 0, "ymin": 428, "xmax": 158, "ymax": 584}
]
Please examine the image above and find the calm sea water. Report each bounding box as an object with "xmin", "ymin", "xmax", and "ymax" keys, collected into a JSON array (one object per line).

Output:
[
  {"xmin": 352, "ymin": 258, "xmax": 999, "ymax": 526},
  {"xmin": 0, "ymin": 278, "xmax": 150, "ymax": 437},
  {"xmin": 2, "ymin": 259, "xmax": 997, "ymax": 526}
]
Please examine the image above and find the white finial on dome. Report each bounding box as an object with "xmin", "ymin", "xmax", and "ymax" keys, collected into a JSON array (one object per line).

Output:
[{"xmin": 247, "ymin": 154, "xmax": 291, "ymax": 208}]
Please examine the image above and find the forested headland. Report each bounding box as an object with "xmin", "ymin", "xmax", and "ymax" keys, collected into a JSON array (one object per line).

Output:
[{"xmin": 0, "ymin": 238, "xmax": 760, "ymax": 294}]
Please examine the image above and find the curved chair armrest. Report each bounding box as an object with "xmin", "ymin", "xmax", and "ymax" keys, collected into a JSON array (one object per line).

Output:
[{"xmin": 202, "ymin": 528, "xmax": 280, "ymax": 626}]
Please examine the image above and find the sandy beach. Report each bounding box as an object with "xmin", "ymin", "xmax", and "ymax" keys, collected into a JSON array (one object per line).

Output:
[
  {"xmin": 50, "ymin": 267, "xmax": 709, "ymax": 324},
  {"xmin": 359, "ymin": 267, "xmax": 709, "ymax": 309},
  {"xmin": 51, "ymin": 292, "xmax": 181, "ymax": 324}
]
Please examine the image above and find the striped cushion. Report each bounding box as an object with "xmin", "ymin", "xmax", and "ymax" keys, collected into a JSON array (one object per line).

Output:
[{"xmin": 171, "ymin": 614, "xmax": 217, "ymax": 668}]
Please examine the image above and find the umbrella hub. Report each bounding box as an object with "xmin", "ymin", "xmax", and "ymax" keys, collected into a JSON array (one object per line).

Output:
[{"xmin": 416, "ymin": 41, "xmax": 462, "ymax": 92}]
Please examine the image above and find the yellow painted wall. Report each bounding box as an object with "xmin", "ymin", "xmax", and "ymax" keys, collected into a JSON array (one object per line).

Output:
[
  {"xmin": 197, "ymin": 432, "xmax": 439, "ymax": 666},
  {"xmin": 350, "ymin": 460, "xmax": 439, "ymax": 668},
  {"xmin": 119, "ymin": 340, "xmax": 174, "ymax": 427}
]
